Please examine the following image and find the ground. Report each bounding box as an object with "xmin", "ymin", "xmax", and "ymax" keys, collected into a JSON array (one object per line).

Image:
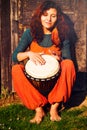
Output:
[
  {"xmin": 0, "ymin": 93, "xmax": 22, "ymax": 107},
  {"xmin": 0, "ymin": 91, "xmax": 87, "ymax": 109}
]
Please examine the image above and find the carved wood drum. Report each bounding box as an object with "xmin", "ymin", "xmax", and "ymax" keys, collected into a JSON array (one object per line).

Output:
[{"xmin": 24, "ymin": 55, "xmax": 60, "ymax": 96}]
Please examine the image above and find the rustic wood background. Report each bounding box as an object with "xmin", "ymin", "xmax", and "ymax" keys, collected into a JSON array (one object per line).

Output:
[{"xmin": 0, "ymin": 0, "xmax": 87, "ymax": 93}]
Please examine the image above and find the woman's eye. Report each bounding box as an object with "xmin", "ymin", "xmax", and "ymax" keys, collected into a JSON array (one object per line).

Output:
[{"xmin": 51, "ymin": 15, "xmax": 56, "ymax": 18}]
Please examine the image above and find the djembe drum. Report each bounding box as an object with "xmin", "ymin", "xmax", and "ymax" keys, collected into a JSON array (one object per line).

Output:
[{"xmin": 24, "ymin": 54, "xmax": 60, "ymax": 96}]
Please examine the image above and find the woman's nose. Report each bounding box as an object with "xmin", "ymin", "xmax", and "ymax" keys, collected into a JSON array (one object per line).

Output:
[{"xmin": 47, "ymin": 15, "xmax": 51, "ymax": 21}]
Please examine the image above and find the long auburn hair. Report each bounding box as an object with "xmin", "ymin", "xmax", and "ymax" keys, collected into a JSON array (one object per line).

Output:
[{"xmin": 30, "ymin": 0, "xmax": 70, "ymax": 43}]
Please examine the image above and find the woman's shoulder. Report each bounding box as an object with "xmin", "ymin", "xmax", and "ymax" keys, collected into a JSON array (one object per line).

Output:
[
  {"xmin": 22, "ymin": 28, "xmax": 32, "ymax": 41},
  {"xmin": 24, "ymin": 28, "xmax": 31, "ymax": 35}
]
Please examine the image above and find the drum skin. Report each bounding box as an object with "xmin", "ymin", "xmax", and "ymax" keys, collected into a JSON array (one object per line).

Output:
[{"xmin": 24, "ymin": 55, "xmax": 60, "ymax": 96}]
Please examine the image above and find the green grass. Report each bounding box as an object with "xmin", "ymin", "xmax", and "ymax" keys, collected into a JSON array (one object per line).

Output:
[{"xmin": 0, "ymin": 104, "xmax": 87, "ymax": 130}]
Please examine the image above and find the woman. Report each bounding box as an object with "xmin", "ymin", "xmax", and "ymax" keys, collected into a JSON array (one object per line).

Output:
[{"xmin": 12, "ymin": 0, "xmax": 76, "ymax": 124}]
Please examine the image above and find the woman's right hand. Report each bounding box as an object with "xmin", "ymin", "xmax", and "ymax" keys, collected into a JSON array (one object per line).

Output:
[{"xmin": 27, "ymin": 51, "xmax": 46, "ymax": 65}]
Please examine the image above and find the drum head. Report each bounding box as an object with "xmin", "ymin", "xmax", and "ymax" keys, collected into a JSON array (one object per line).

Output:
[{"xmin": 25, "ymin": 54, "xmax": 60, "ymax": 81}]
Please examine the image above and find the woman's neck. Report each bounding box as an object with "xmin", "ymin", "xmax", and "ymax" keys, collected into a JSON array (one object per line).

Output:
[{"xmin": 43, "ymin": 28, "xmax": 52, "ymax": 34}]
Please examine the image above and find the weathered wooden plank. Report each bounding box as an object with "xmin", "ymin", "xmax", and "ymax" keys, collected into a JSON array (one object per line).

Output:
[
  {"xmin": 0, "ymin": 0, "xmax": 1, "ymax": 94},
  {"xmin": 1, "ymin": 0, "xmax": 11, "ymax": 91}
]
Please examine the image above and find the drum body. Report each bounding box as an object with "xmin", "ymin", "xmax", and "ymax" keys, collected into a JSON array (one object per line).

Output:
[{"xmin": 24, "ymin": 55, "xmax": 60, "ymax": 96}]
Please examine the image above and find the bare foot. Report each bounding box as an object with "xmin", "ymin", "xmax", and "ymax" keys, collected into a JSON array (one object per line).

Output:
[
  {"xmin": 50, "ymin": 103, "xmax": 61, "ymax": 121},
  {"xmin": 30, "ymin": 107, "xmax": 45, "ymax": 124}
]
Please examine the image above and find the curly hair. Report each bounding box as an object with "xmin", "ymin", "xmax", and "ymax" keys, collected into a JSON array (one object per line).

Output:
[{"xmin": 30, "ymin": 0, "xmax": 70, "ymax": 43}]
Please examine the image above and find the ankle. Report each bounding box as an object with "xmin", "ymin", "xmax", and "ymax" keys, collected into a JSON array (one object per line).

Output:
[
  {"xmin": 51, "ymin": 103, "xmax": 60, "ymax": 110},
  {"xmin": 36, "ymin": 107, "xmax": 44, "ymax": 113}
]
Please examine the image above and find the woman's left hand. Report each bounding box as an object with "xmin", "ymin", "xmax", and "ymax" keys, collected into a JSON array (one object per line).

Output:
[{"xmin": 49, "ymin": 50, "xmax": 61, "ymax": 61}]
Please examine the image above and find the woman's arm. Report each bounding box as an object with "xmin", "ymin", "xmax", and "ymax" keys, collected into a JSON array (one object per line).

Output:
[
  {"xmin": 61, "ymin": 40, "xmax": 71, "ymax": 60},
  {"xmin": 12, "ymin": 29, "xmax": 32, "ymax": 63}
]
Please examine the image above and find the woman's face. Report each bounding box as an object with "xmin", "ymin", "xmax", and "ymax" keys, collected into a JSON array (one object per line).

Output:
[{"xmin": 41, "ymin": 8, "xmax": 57, "ymax": 32}]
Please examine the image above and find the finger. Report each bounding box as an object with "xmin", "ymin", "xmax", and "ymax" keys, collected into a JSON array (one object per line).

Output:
[
  {"xmin": 35, "ymin": 55, "xmax": 46, "ymax": 65},
  {"xmin": 49, "ymin": 49, "xmax": 57, "ymax": 55},
  {"xmin": 39, "ymin": 51, "xmax": 44, "ymax": 55}
]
